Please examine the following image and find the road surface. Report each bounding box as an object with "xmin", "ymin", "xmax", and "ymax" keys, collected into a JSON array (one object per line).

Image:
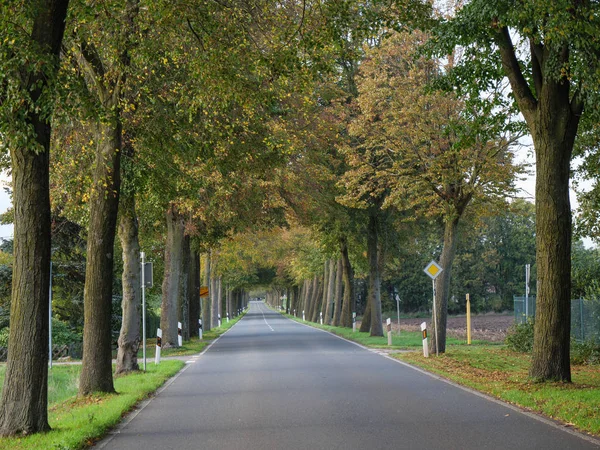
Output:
[{"xmin": 98, "ymin": 301, "xmax": 599, "ymax": 449}]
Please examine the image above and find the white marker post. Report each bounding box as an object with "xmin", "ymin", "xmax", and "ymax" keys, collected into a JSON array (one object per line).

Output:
[
  {"xmin": 155, "ymin": 328, "xmax": 162, "ymax": 364},
  {"xmin": 227, "ymin": 312, "xmax": 230, "ymax": 323},
  {"xmin": 218, "ymin": 314, "xmax": 221, "ymax": 327},
  {"xmin": 424, "ymin": 260, "xmax": 443, "ymax": 357},
  {"xmin": 421, "ymin": 322, "xmax": 429, "ymax": 357},
  {"xmin": 199, "ymin": 319, "xmax": 203, "ymax": 340},
  {"xmin": 178, "ymin": 322, "xmax": 183, "ymax": 347},
  {"xmin": 293, "ymin": 309, "xmax": 296, "ymax": 317},
  {"xmin": 352, "ymin": 312, "xmax": 356, "ymax": 332},
  {"xmin": 387, "ymin": 318, "xmax": 392, "ymax": 346},
  {"xmin": 320, "ymin": 311, "xmax": 323, "ymax": 325},
  {"xmin": 302, "ymin": 310, "xmax": 305, "ymax": 321}
]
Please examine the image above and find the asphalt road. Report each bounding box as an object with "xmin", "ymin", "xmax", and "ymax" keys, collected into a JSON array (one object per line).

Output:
[{"xmin": 98, "ymin": 301, "xmax": 600, "ymax": 449}]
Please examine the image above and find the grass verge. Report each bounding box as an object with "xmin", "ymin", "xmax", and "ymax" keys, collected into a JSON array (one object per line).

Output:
[
  {"xmin": 0, "ymin": 360, "xmax": 185, "ymax": 450},
  {"xmin": 282, "ymin": 313, "xmax": 494, "ymax": 349},
  {"xmin": 137, "ymin": 310, "xmax": 246, "ymax": 358},
  {"xmin": 394, "ymin": 347, "xmax": 600, "ymax": 437}
]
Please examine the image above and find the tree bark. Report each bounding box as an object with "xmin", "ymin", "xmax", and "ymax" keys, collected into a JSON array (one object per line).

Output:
[
  {"xmin": 115, "ymin": 185, "xmax": 140, "ymax": 375},
  {"xmin": 79, "ymin": 116, "xmax": 122, "ymax": 396},
  {"xmin": 529, "ymin": 89, "xmax": 578, "ymax": 381},
  {"xmin": 0, "ymin": 0, "xmax": 69, "ymax": 434},
  {"xmin": 179, "ymin": 234, "xmax": 191, "ymax": 342},
  {"xmin": 202, "ymin": 253, "xmax": 211, "ymax": 332},
  {"xmin": 324, "ymin": 259, "xmax": 336, "ymax": 324},
  {"xmin": 309, "ymin": 275, "xmax": 322, "ymax": 323},
  {"xmin": 159, "ymin": 206, "xmax": 184, "ymax": 348},
  {"xmin": 339, "ymin": 237, "xmax": 354, "ymax": 328},
  {"xmin": 188, "ymin": 250, "xmax": 200, "ymax": 338},
  {"xmin": 431, "ymin": 216, "xmax": 460, "ymax": 354},
  {"xmin": 367, "ymin": 211, "xmax": 384, "ymax": 337}
]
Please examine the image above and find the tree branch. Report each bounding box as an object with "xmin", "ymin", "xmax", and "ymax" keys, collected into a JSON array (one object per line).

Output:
[{"xmin": 495, "ymin": 26, "xmax": 537, "ymax": 122}]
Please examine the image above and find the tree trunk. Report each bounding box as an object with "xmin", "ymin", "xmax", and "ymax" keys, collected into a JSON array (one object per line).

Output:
[
  {"xmin": 309, "ymin": 275, "xmax": 322, "ymax": 323},
  {"xmin": 180, "ymin": 234, "xmax": 191, "ymax": 342},
  {"xmin": 115, "ymin": 186, "xmax": 140, "ymax": 375},
  {"xmin": 431, "ymin": 216, "xmax": 460, "ymax": 354},
  {"xmin": 188, "ymin": 250, "xmax": 200, "ymax": 338},
  {"xmin": 359, "ymin": 292, "xmax": 372, "ymax": 333},
  {"xmin": 529, "ymin": 93, "xmax": 579, "ymax": 381},
  {"xmin": 79, "ymin": 116, "xmax": 122, "ymax": 396},
  {"xmin": 0, "ymin": 1, "xmax": 69, "ymax": 434},
  {"xmin": 202, "ymin": 253, "xmax": 212, "ymax": 331},
  {"xmin": 211, "ymin": 275, "xmax": 219, "ymax": 328},
  {"xmin": 159, "ymin": 206, "xmax": 184, "ymax": 348},
  {"xmin": 324, "ymin": 259, "xmax": 336, "ymax": 324},
  {"xmin": 319, "ymin": 261, "xmax": 329, "ymax": 323},
  {"xmin": 339, "ymin": 237, "xmax": 354, "ymax": 328},
  {"xmin": 367, "ymin": 211, "xmax": 384, "ymax": 337}
]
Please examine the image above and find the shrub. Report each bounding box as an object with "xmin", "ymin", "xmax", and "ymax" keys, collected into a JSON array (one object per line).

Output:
[
  {"xmin": 0, "ymin": 327, "xmax": 8, "ymax": 347},
  {"xmin": 505, "ymin": 318, "xmax": 534, "ymax": 353},
  {"xmin": 571, "ymin": 339, "xmax": 600, "ymax": 365}
]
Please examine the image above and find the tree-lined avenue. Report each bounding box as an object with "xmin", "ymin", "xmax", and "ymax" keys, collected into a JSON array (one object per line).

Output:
[{"xmin": 98, "ymin": 301, "xmax": 599, "ymax": 450}]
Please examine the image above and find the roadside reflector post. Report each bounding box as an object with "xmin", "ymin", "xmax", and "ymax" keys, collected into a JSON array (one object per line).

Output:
[
  {"xmin": 302, "ymin": 310, "xmax": 305, "ymax": 321},
  {"xmin": 320, "ymin": 311, "xmax": 323, "ymax": 325},
  {"xmin": 421, "ymin": 322, "xmax": 429, "ymax": 358},
  {"xmin": 226, "ymin": 312, "xmax": 230, "ymax": 323},
  {"xmin": 218, "ymin": 314, "xmax": 221, "ymax": 327},
  {"xmin": 352, "ymin": 312, "xmax": 356, "ymax": 332},
  {"xmin": 466, "ymin": 293, "xmax": 472, "ymax": 345},
  {"xmin": 387, "ymin": 318, "xmax": 392, "ymax": 346},
  {"xmin": 155, "ymin": 328, "xmax": 162, "ymax": 364},
  {"xmin": 178, "ymin": 322, "xmax": 183, "ymax": 347},
  {"xmin": 293, "ymin": 309, "xmax": 295, "ymax": 317},
  {"xmin": 199, "ymin": 319, "xmax": 203, "ymax": 340}
]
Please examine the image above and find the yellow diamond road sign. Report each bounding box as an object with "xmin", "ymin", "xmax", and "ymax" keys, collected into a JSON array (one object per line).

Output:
[{"xmin": 424, "ymin": 260, "xmax": 443, "ymax": 280}]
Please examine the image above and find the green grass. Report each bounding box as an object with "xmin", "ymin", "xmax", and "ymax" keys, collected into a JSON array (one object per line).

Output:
[
  {"xmin": 395, "ymin": 347, "xmax": 600, "ymax": 437},
  {"xmin": 0, "ymin": 360, "xmax": 185, "ymax": 450},
  {"xmin": 138, "ymin": 311, "xmax": 246, "ymax": 358},
  {"xmin": 283, "ymin": 313, "xmax": 494, "ymax": 349}
]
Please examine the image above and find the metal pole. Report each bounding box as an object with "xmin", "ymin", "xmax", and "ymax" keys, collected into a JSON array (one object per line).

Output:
[
  {"xmin": 49, "ymin": 261, "xmax": 53, "ymax": 370},
  {"xmin": 396, "ymin": 292, "xmax": 400, "ymax": 327},
  {"xmin": 525, "ymin": 264, "xmax": 530, "ymax": 319},
  {"xmin": 141, "ymin": 251, "xmax": 147, "ymax": 371},
  {"xmin": 432, "ymin": 279, "xmax": 438, "ymax": 357}
]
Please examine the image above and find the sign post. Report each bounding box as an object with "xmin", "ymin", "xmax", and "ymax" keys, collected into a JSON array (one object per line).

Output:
[
  {"xmin": 525, "ymin": 263, "xmax": 530, "ymax": 318},
  {"xmin": 423, "ymin": 260, "xmax": 443, "ymax": 357},
  {"xmin": 352, "ymin": 312, "xmax": 356, "ymax": 332},
  {"xmin": 49, "ymin": 262, "xmax": 53, "ymax": 370},
  {"xmin": 466, "ymin": 293, "xmax": 472, "ymax": 345},
  {"xmin": 387, "ymin": 318, "xmax": 392, "ymax": 346}
]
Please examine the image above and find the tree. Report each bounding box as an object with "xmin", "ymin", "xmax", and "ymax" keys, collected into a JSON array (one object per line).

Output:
[
  {"xmin": 428, "ymin": 0, "xmax": 600, "ymax": 380},
  {"xmin": 0, "ymin": 0, "xmax": 70, "ymax": 435},
  {"xmin": 68, "ymin": 0, "xmax": 140, "ymax": 395},
  {"xmin": 348, "ymin": 30, "xmax": 520, "ymax": 350}
]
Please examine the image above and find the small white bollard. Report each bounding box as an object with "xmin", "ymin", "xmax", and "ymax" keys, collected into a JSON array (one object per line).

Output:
[
  {"xmin": 387, "ymin": 318, "xmax": 392, "ymax": 346},
  {"xmin": 155, "ymin": 328, "xmax": 162, "ymax": 364},
  {"xmin": 227, "ymin": 313, "xmax": 230, "ymax": 323},
  {"xmin": 218, "ymin": 314, "xmax": 221, "ymax": 327},
  {"xmin": 199, "ymin": 319, "xmax": 203, "ymax": 340},
  {"xmin": 352, "ymin": 312, "xmax": 356, "ymax": 332},
  {"xmin": 178, "ymin": 322, "xmax": 183, "ymax": 347},
  {"xmin": 293, "ymin": 309, "xmax": 296, "ymax": 317},
  {"xmin": 320, "ymin": 311, "xmax": 323, "ymax": 325},
  {"xmin": 421, "ymin": 322, "xmax": 429, "ymax": 358},
  {"xmin": 302, "ymin": 310, "xmax": 305, "ymax": 321}
]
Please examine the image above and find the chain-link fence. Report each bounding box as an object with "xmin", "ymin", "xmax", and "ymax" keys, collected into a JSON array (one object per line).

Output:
[
  {"xmin": 514, "ymin": 296, "xmax": 600, "ymax": 342},
  {"xmin": 514, "ymin": 296, "xmax": 536, "ymax": 324}
]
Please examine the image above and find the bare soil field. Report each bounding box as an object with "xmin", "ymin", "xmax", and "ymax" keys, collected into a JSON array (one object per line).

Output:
[{"xmin": 360, "ymin": 314, "xmax": 515, "ymax": 342}]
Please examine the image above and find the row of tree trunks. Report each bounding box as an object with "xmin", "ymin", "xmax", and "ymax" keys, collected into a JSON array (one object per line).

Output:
[
  {"xmin": 159, "ymin": 206, "xmax": 185, "ymax": 348},
  {"xmin": 202, "ymin": 254, "xmax": 212, "ymax": 332},
  {"xmin": 324, "ymin": 259, "xmax": 336, "ymax": 324}
]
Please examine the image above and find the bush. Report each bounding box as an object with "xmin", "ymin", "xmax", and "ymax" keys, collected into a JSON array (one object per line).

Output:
[
  {"xmin": 0, "ymin": 327, "xmax": 8, "ymax": 347},
  {"xmin": 505, "ymin": 318, "xmax": 534, "ymax": 353},
  {"xmin": 571, "ymin": 339, "xmax": 600, "ymax": 365}
]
